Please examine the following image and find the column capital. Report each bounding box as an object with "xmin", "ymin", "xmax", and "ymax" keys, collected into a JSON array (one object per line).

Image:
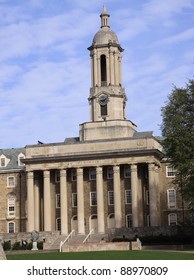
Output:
[
  {"xmin": 130, "ymin": 164, "xmax": 137, "ymax": 172},
  {"xmin": 60, "ymin": 169, "xmax": 67, "ymax": 177},
  {"xmin": 96, "ymin": 166, "xmax": 103, "ymax": 174},
  {"xmin": 43, "ymin": 170, "xmax": 50, "ymax": 178},
  {"xmin": 155, "ymin": 165, "xmax": 159, "ymax": 173},
  {"xmin": 27, "ymin": 171, "xmax": 34, "ymax": 180},
  {"xmin": 77, "ymin": 167, "xmax": 83, "ymax": 175},
  {"xmin": 148, "ymin": 162, "xmax": 155, "ymax": 171},
  {"xmin": 113, "ymin": 165, "xmax": 120, "ymax": 173}
]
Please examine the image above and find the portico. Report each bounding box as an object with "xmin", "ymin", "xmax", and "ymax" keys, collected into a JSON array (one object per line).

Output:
[{"xmin": 25, "ymin": 147, "xmax": 162, "ymax": 234}]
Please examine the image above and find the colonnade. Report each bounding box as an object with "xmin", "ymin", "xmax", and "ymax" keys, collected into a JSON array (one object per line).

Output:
[
  {"xmin": 91, "ymin": 47, "xmax": 122, "ymax": 87},
  {"xmin": 27, "ymin": 163, "xmax": 160, "ymax": 234}
]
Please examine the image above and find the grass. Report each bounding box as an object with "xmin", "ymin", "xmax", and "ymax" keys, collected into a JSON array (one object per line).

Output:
[{"xmin": 6, "ymin": 250, "xmax": 194, "ymax": 260}]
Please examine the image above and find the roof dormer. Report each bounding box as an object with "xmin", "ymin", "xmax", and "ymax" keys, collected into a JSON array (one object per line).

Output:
[{"xmin": 0, "ymin": 154, "xmax": 10, "ymax": 168}]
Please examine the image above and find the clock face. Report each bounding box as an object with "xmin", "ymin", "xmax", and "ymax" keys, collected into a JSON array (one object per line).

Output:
[{"xmin": 99, "ymin": 95, "xmax": 108, "ymax": 106}]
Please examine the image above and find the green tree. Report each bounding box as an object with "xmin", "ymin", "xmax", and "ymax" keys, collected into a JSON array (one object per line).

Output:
[{"xmin": 161, "ymin": 79, "xmax": 194, "ymax": 210}]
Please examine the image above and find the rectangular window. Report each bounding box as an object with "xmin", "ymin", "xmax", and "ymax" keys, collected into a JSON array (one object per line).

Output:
[
  {"xmin": 1, "ymin": 158, "xmax": 5, "ymax": 167},
  {"xmin": 167, "ymin": 189, "xmax": 176, "ymax": 208},
  {"xmin": 166, "ymin": 166, "xmax": 176, "ymax": 177},
  {"xmin": 18, "ymin": 156, "xmax": 25, "ymax": 166},
  {"xmin": 108, "ymin": 191, "xmax": 114, "ymax": 205},
  {"xmin": 56, "ymin": 218, "xmax": 61, "ymax": 231},
  {"xmin": 56, "ymin": 194, "xmax": 60, "ymax": 208},
  {"xmin": 71, "ymin": 169, "xmax": 77, "ymax": 181},
  {"xmin": 101, "ymin": 104, "xmax": 107, "ymax": 116},
  {"xmin": 8, "ymin": 198, "xmax": 15, "ymax": 217},
  {"xmin": 55, "ymin": 171, "xmax": 60, "ymax": 183},
  {"xmin": 72, "ymin": 193, "xmax": 77, "ymax": 207},
  {"xmin": 89, "ymin": 168, "xmax": 96, "ymax": 180},
  {"xmin": 124, "ymin": 166, "xmax": 131, "ymax": 178},
  {"xmin": 8, "ymin": 222, "xmax": 15, "ymax": 233},
  {"xmin": 125, "ymin": 189, "xmax": 132, "ymax": 204},
  {"xmin": 126, "ymin": 214, "xmax": 133, "ymax": 228},
  {"xmin": 168, "ymin": 213, "xmax": 177, "ymax": 226},
  {"xmin": 7, "ymin": 176, "xmax": 15, "ymax": 188},
  {"xmin": 107, "ymin": 167, "xmax": 113, "ymax": 179},
  {"xmin": 90, "ymin": 192, "xmax": 97, "ymax": 206}
]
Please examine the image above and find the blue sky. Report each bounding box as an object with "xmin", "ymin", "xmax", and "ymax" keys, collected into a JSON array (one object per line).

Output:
[{"xmin": 0, "ymin": 0, "xmax": 194, "ymax": 148}]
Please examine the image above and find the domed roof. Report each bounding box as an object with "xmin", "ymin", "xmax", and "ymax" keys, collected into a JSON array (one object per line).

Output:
[{"xmin": 93, "ymin": 27, "xmax": 119, "ymax": 45}]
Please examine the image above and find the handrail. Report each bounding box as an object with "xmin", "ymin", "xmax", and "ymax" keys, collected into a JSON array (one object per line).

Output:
[
  {"xmin": 59, "ymin": 230, "xmax": 75, "ymax": 252},
  {"xmin": 83, "ymin": 229, "xmax": 93, "ymax": 243}
]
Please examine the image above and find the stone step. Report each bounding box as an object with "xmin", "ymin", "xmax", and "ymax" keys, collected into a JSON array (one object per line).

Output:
[
  {"xmin": 45, "ymin": 233, "xmax": 109, "ymax": 250},
  {"xmin": 88, "ymin": 234, "xmax": 109, "ymax": 243},
  {"xmin": 51, "ymin": 235, "xmax": 67, "ymax": 247},
  {"xmin": 67, "ymin": 234, "xmax": 87, "ymax": 244},
  {"xmin": 47, "ymin": 235, "xmax": 67, "ymax": 251}
]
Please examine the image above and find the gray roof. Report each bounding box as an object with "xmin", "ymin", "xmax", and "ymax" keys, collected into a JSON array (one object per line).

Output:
[
  {"xmin": 93, "ymin": 27, "xmax": 119, "ymax": 45},
  {"xmin": 0, "ymin": 147, "xmax": 26, "ymax": 171}
]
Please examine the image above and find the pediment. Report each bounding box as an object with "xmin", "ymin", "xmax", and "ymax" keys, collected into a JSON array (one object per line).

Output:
[{"xmin": 95, "ymin": 90, "xmax": 110, "ymax": 98}]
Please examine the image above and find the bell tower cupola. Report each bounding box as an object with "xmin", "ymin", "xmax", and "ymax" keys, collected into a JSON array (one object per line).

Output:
[
  {"xmin": 100, "ymin": 5, "xmax": 110, "ymax": 28},
  {"xmin": 88, "ymin": 5, "xmax": 127, "ymax": 122}
]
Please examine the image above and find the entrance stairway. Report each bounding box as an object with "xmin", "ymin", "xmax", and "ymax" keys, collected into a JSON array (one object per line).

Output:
[{"xmin": 45, "ymin": 233, "xmax": 109, "ymax": 251}]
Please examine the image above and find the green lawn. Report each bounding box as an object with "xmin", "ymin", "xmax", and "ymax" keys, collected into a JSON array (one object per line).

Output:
[{"xmin": 6, "ymin": 250, "xmax": 194, "ymax": 260}]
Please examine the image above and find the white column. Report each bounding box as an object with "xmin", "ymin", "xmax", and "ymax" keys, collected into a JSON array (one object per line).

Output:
[
  {"xmin": 114, "ymin": 52, "xmax": 119, "ymax": 85},
  {"xmin": 109, "ymin": 48, "xmax": 114, "ymax": 85},
  {"xmin": 113, "ymin": 165, "xmax": 122, "ymax": 228},
  {"xmin": 90, "ymin": 54, "xmax": 94, "ymax": 87},
  {"xmin": 118, "ymin": 54, "xmax": 122, "ymax": 85},
  {"xmin": 43, "ymin": 170, "xmax": 51, "ymax": 231},
  {"xmin": 60, "ymin": 169, "xmax": 68, "ymax": 235},
  {"xmin": 131, "ymin": 164, "xmax": 138, "ymax": 227},
  {"xmin": 97, "ymin": 56, "xmax": 101, "ymax": 86},
  {"xmin": 96, "ymin": 166, "xmax": 105, "ymax": 233},
  {"xmin": 93, "ymin": 51, "xmax": 97, "ymax": 86},
  {"xmin": 148, "ymin": 163, "xmax": 158, "ymax": 226},
  {"xmin": 77, "ymin": 168, "xmax": 85, "ymax": 234},
  {"xmin": 27, "ymin": 171, "xmax": 34, "ymax": 232},
  {"xmin": 34, "ymin": 174, "xmax": 40, "ymax": 231},
  {"xmin": 155, "ymin": 166, "xmax": 161, "ymax": 225},
  {"xmin": 106, "ymin": 55, "xmax": 110, "ymax": 85}
]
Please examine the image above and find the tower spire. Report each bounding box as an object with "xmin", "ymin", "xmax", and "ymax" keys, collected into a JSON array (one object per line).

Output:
[{"xmin": 100, "ymin": 5, "xmax": 110, "ymax": 28}]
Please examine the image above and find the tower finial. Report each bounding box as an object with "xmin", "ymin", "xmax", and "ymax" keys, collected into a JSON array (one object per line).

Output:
[
  {"xmin": 100, "ymin": 5, "xmax": 110, "ymax": 28},
  {"xmin": 103, "ymin": 5, "xmax": 107, "ymax": 13}
]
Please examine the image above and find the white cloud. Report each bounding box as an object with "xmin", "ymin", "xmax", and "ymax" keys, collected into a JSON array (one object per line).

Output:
[
  {"xmin": 142, "ymin": 0, "xmax": 194, "ymax": 20},
  {"xmin": 0, "ymin": 0, "xmax": 194, "ymax": 148},
  {"xmin": 157, "ymin": 27, "xmax": 194, "ymax": 46}
]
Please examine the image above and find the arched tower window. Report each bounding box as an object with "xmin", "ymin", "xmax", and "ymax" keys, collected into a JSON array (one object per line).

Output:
[
  {"xmin": 101, "ymin": 104, "xmax": 107, "ymax": 116},
  {"xmin": 99, "ymin": 94, "xmax": 108, "ymax": 117},
  {"xmin": 100, "ymin": 55, "xmax": 107, "ymax": 86}
]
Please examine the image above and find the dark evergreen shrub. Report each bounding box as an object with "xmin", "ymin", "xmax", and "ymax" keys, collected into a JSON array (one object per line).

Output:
[
  {"xmin": 3, "ymin": 241, "xmax": 11, "ymax": 251},
  {"xmin": 12, "ymin": 241, "xmax": 22, "ymax": 250}
]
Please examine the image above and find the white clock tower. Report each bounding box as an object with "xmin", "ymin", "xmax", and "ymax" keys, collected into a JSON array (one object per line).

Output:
[
  {"xmin": 80, "ymin": 6, "xmax": 137, "ymax": 141},
  {"xmin": 88, "ymin": 5, "xmax": 126, "ymax": 122}
]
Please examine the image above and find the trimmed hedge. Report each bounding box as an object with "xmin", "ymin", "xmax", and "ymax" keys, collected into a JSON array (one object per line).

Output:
[
  {"xmin": 112, "ymin": 235, "xmax": 193, "ymax": 245},
  {"xmin": 3, "ymin": 241, "xmax": 11, "ymax": 251},
  {"xmin": 3, "ymin": 240, "xmax": 43, "ymax": 251}
]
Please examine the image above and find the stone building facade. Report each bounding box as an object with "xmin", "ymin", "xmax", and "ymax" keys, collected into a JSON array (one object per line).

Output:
[{"xmin": 0, "ymin": 7, "xmax": 191, "ymax": 236}]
